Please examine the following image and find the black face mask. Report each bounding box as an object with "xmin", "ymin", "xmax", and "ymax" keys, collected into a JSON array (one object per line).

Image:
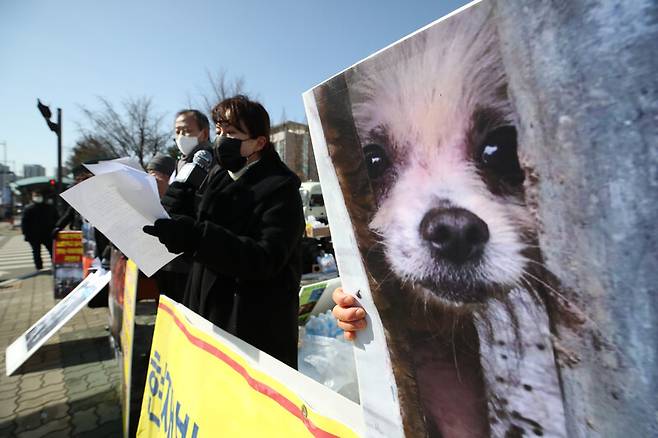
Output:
[{"xmin": 214, "ymin": 136, "xmax": 247, "ymax": 172}]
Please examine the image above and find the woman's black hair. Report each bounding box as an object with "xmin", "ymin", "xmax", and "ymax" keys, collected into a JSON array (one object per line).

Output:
[{"xmin": 212, "ymin": 95, "xmax": 272, "ymax": 149}]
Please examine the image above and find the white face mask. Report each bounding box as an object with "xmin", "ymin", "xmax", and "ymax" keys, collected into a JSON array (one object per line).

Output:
[
  {"xmin": 176, "ymin": 134, "xmax": 199, "ymax": 156},
  {"xmin": 33, "ymin": 196, "xmax": 43, "ymax": 203}
]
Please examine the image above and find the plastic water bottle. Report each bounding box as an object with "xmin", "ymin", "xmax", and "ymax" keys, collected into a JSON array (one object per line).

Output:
[{"xmin": 318, "ymin": 253, "xmax": 337, "ymax": 273}]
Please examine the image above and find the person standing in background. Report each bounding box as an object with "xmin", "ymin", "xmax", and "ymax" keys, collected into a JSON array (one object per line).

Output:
[
  {"xmin": 170, "ymin": 109, "xmax": 212, "ymax": 181},
  {"xmin": 160, "ymin": 109, "xmax": 215, "ymax": 218},
  {"xmin": 155, "ymin": 110, "xmax": 214, "ymax": 302},
  {"xmin": 21, "ymin": 191, "xmax": 58, "ymax": 270},
  {"xmin": 146, "ymin": 153, "xmax": 176, "ymax": 197}
]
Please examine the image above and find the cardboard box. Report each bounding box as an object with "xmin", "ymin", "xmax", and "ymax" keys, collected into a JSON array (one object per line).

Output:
[{"xmin": 306, "ymin": 225, "xmax": 331, "ymax": 239}]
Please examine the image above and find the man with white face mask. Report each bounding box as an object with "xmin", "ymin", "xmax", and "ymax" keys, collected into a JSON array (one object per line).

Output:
[
  {"xmin": 162, "ymin": 109, "xmax": 213, "ymax": 219},
  {"xmin": 171, "ymin": 109, "xmax": 212, "ymax": 182},
  {"xmin": 156, "ymin": 109, "xmax": 212, "ymax": 302}
]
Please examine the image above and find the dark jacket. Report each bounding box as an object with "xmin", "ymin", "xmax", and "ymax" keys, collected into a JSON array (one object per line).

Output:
[
  {"xmin": 22, "ymin": 202, "xmax": 58, "ymax": 242},
  {"xmin": 184, "ymin": 148, "xmax": 304, "ymax": 369}
]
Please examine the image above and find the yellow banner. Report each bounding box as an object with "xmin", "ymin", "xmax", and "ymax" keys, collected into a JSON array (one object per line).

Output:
[
  {"xmin": 121, "ymin": 259, "xmax": 139, "ymax": 437},
  {"xmin": 137, "ymin": 296, "xmax": 362, "ymax": 438}
]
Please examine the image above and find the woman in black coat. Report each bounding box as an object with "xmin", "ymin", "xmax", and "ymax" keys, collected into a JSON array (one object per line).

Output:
[{"xmin": 145, "ymin": 96, "xmax": 304, "ymax": 369}]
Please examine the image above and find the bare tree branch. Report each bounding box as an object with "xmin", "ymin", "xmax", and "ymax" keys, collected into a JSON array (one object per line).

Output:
[
  {"xmin": 197, "ymin": 68, "xmax": 248, "ymax": 116},
  {"xmin": 76, "ymin": 96, "xmax": 169, "ymax": 167},
  {"xmin": 65, "ymin": 134, "xmax": 114, "ymax": 171}
]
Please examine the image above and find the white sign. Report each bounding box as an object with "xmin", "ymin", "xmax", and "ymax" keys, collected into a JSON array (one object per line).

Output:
[{"xmin": 5, "ymin": 270, "xmax": 112, "ymax": 376}]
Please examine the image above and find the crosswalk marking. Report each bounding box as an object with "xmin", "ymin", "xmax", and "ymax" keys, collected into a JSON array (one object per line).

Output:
[
  {"xmin": 0, "ymin": 235, "xmax": 52, "ymax": 273},
  {"xmin": 0, "ymin": 254, "xmax": 37, "ymax": 259}
]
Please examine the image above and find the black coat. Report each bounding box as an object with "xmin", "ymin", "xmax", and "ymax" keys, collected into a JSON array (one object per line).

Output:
[
  {"xmin": 21, "ymin": 202, "xmax": 58, "ymax": 242},
  {"xmin": 184, "ymin": 149, "xmax": 304, "ymax": 369}
]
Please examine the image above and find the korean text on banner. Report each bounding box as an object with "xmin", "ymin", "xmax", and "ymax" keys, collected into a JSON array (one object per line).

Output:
[
  {"xmin": 53, "ymin": 230, "xmax": 83, "ymax": 298},
  {"xmin": 137, "ymin": 295, "xmax": 363, "ymax": 438}
]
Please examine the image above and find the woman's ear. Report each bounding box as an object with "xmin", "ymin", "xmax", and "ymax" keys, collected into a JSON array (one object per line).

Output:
[{"xmin": 255, "ymin": 136, "xmax": 267, "ymax": 151}]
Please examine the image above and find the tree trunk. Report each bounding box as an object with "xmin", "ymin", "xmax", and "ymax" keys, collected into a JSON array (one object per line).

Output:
[{"xmin": 493, "ymin": 1, "xmax": 658, "ymax": 435}]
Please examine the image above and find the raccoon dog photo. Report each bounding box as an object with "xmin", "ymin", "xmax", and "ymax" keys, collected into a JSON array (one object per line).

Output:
[{"xmin": 342, "ymin": 3, "xmax": 545, "ymax": 437}]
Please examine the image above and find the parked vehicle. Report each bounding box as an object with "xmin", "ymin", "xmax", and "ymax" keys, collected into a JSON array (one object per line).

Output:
[{"xmin": 299, "ymin": 181, "xmax": 327, "ymax": 223}]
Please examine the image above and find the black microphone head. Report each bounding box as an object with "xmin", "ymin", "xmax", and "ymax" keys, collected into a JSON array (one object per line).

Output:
[{"xmin": 192, "ymin": 150, "xmax": 213, "ymax": 171}]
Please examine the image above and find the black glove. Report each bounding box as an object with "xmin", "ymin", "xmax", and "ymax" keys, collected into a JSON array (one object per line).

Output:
[
  {"xmin": 51, "ymin": 227, "xmax": 61, "ymax": 240},
  {"xmin": 161, "ymin": 181, "xmax": 196, "ymax": 217},
  {"xmin": 143, "ymin": 217, "xmax": 201, "ymax": 254}
]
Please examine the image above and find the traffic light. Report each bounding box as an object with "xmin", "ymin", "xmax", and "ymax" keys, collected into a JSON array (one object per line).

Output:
[
  {"xmin": 37, "ymin": 99, "xmax": 52, "ymax": 120},
  {"xmin": 37, "ymin": 99, "xmax": 59, "ymax": 133},
  {"xmin": 37, "ymin": 98, "xmax": 63, "ymax": 206}
]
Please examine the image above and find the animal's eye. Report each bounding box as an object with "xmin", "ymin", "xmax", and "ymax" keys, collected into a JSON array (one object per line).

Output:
[
  {"xmin": 363, "ymin": 143, "xmax": 390, "ymax": 180},
  {"xmin": 479, "ymin": 126, "xmax": 524, "ymax": 185}
]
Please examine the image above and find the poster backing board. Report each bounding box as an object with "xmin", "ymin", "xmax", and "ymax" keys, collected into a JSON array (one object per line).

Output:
[{"xmin": 5, "ymin": 269, "xmax": 112, "ymax": 376}]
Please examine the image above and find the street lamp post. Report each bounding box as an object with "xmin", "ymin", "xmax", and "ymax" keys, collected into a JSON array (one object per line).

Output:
[
  {"xmin": 56, "ymin": 108, "xmax": 62, "ymax": 200},
  {"xmin": 37, "ymin": 99, "xmax": 63, "ymax": 207}
]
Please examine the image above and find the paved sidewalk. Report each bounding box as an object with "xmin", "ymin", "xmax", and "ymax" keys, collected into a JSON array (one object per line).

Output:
[{"xmin": 0, "ymin": 270, "xmax": 122, "ymax": 437}]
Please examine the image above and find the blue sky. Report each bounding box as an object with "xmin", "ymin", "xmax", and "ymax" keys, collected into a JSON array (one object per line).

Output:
[{"xmin": 0, "ymin": 0, "xmax": 469, "ymax": 176}]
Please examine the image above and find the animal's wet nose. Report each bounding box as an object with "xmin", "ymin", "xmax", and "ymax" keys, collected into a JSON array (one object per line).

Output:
[{"xmin": 419, "ymin": 207, "xmax": 489, "ymax": 264}]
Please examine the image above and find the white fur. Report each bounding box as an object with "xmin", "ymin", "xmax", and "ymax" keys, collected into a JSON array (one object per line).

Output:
[{"xmin": 348, "ymin": 3, "xmax": 533, "ymax": 303}]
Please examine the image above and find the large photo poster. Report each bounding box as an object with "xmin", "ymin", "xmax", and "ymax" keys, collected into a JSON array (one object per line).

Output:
[
  {"xmin": 308, "ymin": 3, "xmax": 550, "ymax": 435},
  {"xmin": 304, "ymin": 0, "xmax": 657, "ymax": 437}
]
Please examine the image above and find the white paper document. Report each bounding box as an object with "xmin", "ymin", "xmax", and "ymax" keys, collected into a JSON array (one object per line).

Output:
[
  {"xmin": 84, "ymin": 156, "xmax": 145, "ymax": 175},
  {"xmin": 60, "ymin": 168, "xmax": 178, "ymax": 277}
]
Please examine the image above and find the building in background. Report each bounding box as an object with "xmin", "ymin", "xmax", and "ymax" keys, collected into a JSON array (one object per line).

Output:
[
  {"xmin": 0, "ymin": 164, "xmax": 16, "ymax": 189},
  {"xmin": 0, "ymin": 164, "xmax": 17, "ymax": 208},
  {"xmin": 270, "ymin": 121, "xmax": 318, "ymax": 182},
  {"xmin": 23, "ymin": 164, "xmax": 46, "ymax": 178}
]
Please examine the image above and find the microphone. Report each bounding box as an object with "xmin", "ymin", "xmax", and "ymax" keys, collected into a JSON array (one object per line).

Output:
[{"xmin": 175, "ymin": 149, "xmax": 213, "ymax": 188}]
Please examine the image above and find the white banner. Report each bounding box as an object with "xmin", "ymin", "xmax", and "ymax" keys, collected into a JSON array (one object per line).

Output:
[{"xmin": 5, "ymin": 270, "xmax": 111, "ymax": 376}]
